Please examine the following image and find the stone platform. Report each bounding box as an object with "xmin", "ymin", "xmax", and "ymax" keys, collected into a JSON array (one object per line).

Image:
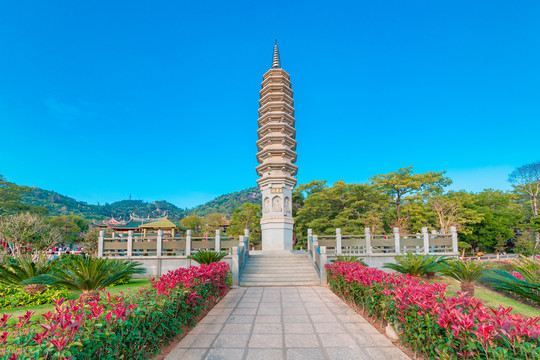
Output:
[{"xmin": 165, "ymin": 286, "xmax": 410, "ymax": 360}]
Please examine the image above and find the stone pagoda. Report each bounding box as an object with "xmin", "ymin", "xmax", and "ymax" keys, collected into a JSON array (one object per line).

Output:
[{"xmin": 256, "ymin": 41, "xmax": 298, "ymax": 251}]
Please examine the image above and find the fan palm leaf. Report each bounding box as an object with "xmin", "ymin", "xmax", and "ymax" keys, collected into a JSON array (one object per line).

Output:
[
  {"xmin": 0, "ymin": 253, "xmax": 55, "ymax": 293},
  {"xmin": 189, "ymin": 250, "xmax": 227, "ymax": 265},
  {"xmin": 33, "ymin": 256, "xmax": 145, "ymax": 301},
  {"xmin": 483, "ymin": 269, "xmax": 540, "ymax": 305},
  {"xmin": 441, "ymin": 259, "xmax": 487, "ymax": 297}
]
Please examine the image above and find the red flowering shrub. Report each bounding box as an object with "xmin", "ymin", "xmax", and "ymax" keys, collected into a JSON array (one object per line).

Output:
[
  {"xmin": 1, "ymin": 262, "xmax": 230, "ymax": 359},
  {"xmin": 326, "ymin": 262, "xmax": 540, "ymax": 359}
]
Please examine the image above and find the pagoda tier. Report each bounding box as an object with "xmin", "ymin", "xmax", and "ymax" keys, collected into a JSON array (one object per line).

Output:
[{"xmin": 256, "ymin": 66, "xmax": 297, "ymax": 188}]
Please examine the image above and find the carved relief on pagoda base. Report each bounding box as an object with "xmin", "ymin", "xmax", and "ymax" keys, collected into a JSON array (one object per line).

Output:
[{"xmin": 259, "ymin": 184, "xmax": 293, "ymax": 219}]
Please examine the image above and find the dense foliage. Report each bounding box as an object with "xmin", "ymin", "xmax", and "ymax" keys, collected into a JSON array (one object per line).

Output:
[
  {"xmin": 1, "ymin": 262, "xmax": 230, "ymax": 359},
  {"xmin": 294, "ymin": 165, "xmax": 539, "ymax": 254},
  {"xmin": 0, "ymin": 284, "xmax": 69, "ymax": 310},
  {"xmin": 327, "ymin": 262, "xmax": 540, "ymax": 359}
]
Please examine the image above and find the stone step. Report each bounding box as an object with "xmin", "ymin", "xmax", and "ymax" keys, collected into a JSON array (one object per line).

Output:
[
  {"xmin": 243, "ymin": 269, "xmax": 316, "ymax": 275},
  {"xmin": 242, "ymin": 272, "xmax": 317, "ymax": 280},
  {"xmin": 239, "ymin": 281, "xmax": 321, "ymax": 286}
]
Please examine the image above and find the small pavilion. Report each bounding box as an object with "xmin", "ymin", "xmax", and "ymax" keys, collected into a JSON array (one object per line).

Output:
[{"xmin": 139, "ymin": 218, "xmax": 181, "ymax": 237}]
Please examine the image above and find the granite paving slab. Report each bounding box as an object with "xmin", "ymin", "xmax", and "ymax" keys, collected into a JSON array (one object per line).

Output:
[{"xmin": 165, "ymin": 287, "xmax": 410, "ymax": 360}]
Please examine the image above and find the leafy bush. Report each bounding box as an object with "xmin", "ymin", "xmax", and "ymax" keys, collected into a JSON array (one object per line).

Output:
[
  {"xmin": 0, "ymin": 284, "xmax": 69, "ymax": 310},
  {"xmin": 382, "ymin": 253, "xmax": 448, "ymax": 277},
  {"xmin": 326, "ymin": 262, "xmax": 540, "ymax": 359},
  {"xmin": 441, "ymin": 259, "xmax": 488, "ymax": 297},
  {"xmin": 483, "ymin": 270, "xmax": 540, "ymax": 305},
  {"xmin": 1, "ymin": 262, "xmax": 230, "ymax": 359},
  {"xmin": 33, "ymin": 256, "xmax": 145, "ymax": 301},
  {"xmin": 189, "ymin": 250, "xmax": 227, "ymax": 264}
]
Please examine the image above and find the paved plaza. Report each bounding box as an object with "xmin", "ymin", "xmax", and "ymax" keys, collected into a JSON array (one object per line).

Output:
[{"xmin": 165, "ymin": 286, "xmax": 410, "ymax": 360}]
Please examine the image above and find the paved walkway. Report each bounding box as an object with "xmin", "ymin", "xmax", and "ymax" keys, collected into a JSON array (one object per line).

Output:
[{"xmin": 165, "ymin": 287, "xmax": 409, "ymax": 360}]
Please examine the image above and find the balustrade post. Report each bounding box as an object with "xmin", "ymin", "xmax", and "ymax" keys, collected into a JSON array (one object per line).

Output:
[
  {"xmin": 365, "ymin": 228, "xmax": 372, "ymax": 255},
  {"xmin": 450, "ymin": 226, "xmax": 458, "ymax": 254},
  {"xmin": 186, "ymin": 230, "xmax": 192, "ymax": 257},
  {"xmin": 307, "ymin": 228, "xmax": 312, "ymax": 254},
  {"xmin": 336, "ymin": 228, "xmax": 342, "ymax": 255},
  {"xmin": 156, "ymin": 230, "xmax": 163, "ymax": 257},
  {"xmin": 320, "ymin": 246, "xmax": 328, "ymax": 285},
  {"xmin": 98, "ymin": 230, "xmax": 105, "ymax": 257},
  {"xmin": 422, "ymin": 227, "xmax": 429, "ymax": 254},
  {"xmin": 393, "ymin": 227, "xmax": 400, "ymax": 254},
  {"xmin": 244, "ymin": 229, "xmax": 250, "ymax": 251},
  {"xmin": 215, "ymin": 229, "xmax": 221, "ymax": 253},
  {"xmin": 312, "ymin": 235, "xmax": 319, "ymax": 266},
  {"xmin": 232, "ymin": 246, "xmax": 239, "ymax": 286},
  {"xmin": 127, "ymin": 230, "xmax": 134, "ymax": 257}
]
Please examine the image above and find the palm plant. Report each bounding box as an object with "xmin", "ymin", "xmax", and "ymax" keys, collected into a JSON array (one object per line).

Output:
[
  {"xmin": 189, "ymin": 250, "xmax": 227, "ymax": 265},
  {"xmin": 331, "ymin": 255, "xmax": 368, "ymax": 266},
  {"xmin": 34, "ymin": 256, "xmax": 145, "ymax": 301},
  {"xmin": 0, "ymin": 253, "xmax": 56, "ymax": 293},
  {"xmin": 441, "ymin": 259, "xmax": 487, "ymax": 297},
  {"xmin": 383, "ymin": 253, "xmax": 448, "ymax": 277},
  {"xmin": 482, "ymin": 256, "xmax": 540, "ymax": 304}
]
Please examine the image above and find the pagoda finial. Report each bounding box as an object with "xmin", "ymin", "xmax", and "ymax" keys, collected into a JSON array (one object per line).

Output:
[{"xmin": 272, "ymin": 39, "xmax": 280, "ymax": 69}]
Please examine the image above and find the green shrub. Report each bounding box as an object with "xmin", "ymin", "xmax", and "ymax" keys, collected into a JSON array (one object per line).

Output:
[
  {"xmin": 0, "ymin": 283, "xmax": 69, "ymax": 310},
  {"xmin": 383, "ymin": 253, "xmax": 448, "ymax": 277},
  {"xmin": 189, "ymin": 250, "xmax": 227, "ymax": 264}
]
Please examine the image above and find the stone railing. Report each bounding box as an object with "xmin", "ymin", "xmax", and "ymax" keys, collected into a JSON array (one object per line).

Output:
[
  {"xmin": 307, "ymin": 227, "xmax": 459, "ymax": 279},
  {"xmin": 309, "ymin": 233, "xmax": 328, "ymax": 285},
  {"xmin": 97, "ymin": 229, "xmax": 250, "ymax": 278},
  {"xmin": 98, "ymin": 229, "xmax": 241, "ymax": 258},
  {"xmin": 231, "ymin": 229, "xmax": 250, "ymax": 286}
]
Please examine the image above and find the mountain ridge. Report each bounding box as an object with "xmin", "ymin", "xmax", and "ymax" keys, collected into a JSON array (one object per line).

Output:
[{"xmin": 21, "ymin": 186, "xmax": 261, "ymax": 221}]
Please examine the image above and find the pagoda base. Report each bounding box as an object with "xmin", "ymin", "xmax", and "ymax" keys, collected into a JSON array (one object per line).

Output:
[{"xmin": 261, "ymin": 217, "xmax": 294, "ymax": 251}]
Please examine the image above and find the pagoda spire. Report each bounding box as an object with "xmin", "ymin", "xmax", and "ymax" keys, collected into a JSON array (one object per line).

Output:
[{"xmin": 272, "ymin": 39, "xmax": 280, "ymax": 69}]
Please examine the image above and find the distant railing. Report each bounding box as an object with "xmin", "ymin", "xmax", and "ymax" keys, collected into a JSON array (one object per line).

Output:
[
  {"xmin": 308, "ymin": 227, "xmax": 458, "ymax": 257},
  {"xmin": 99, "ymin": 229, "xmax": 243, "ymax": 258},
  {"xmin": 307, "ymin": 227, "xmax": 459, "ymax": 284}
]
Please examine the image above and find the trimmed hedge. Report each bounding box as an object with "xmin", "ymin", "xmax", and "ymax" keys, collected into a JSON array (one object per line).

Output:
[
  {"xmin": 326, "ymin": 262, "xmax": 540, "ymax": 359},
  {"xmin": 1, "ymin": 262, "xmax": 230, "ymax": 359},
  {"xmin": 0, "ymin": 285, "xmax": 70, "ymax": 310}
]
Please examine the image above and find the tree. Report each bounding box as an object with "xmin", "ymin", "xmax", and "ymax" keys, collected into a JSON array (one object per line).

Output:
[
  {"xmin": 82, "ymin": 227, "xmax": 100, "ymax": 256},
  {"xmin": 509, "ymin": 161, "xmax": 540, "ymax": 244},
  {"xmin": 0, "ymin": 212, "xmax": 61, "ymax": 256},
  {"xmin": 180, "ymin": 215, "xmax": 204, "ymax": 234},
  {"xmin": 227, "ymin": 203, "xmax": 261, "ymax": 243},
  {"xmin": 514, "ymin": 230, "xmax": 537, "ymax": 257},
  {"xmin": 370, "ymin": 167, "xmax": 452, "ymax": 230},
  {"xmin": 48, "ymin": 215, "xmax": 89, "ymax": 245},
  {"xmin": 428, "ymin": 191, "xmax": 483, "ymax": 234},
  {"xmin": 203, "ymin": 213, "xmax": 225, "ymax": 235},
  {"xmin": 294, "ymin": 181, "xmax": 385, "ymax": 238},
  {"xmin": 459, "ymin": 190, "xmax": 524, "ymax": 253}
]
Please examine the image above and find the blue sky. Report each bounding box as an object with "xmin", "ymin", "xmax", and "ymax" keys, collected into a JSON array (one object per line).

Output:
[{"xmin": 0, "ymin": 1, "xmax": 539, "ymax": 208}]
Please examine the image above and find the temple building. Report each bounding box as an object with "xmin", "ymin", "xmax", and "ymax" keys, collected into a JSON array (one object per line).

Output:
[
  {"xmin": 93, "ymin": 215, "xmax": 184, "ymax": 236},
  {"xmin": 256, "ymin": 41, "xmax": 298, "ymax": 251}
]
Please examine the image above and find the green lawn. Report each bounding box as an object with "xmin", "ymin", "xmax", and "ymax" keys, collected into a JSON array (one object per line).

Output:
[
  {"xmin": 2, "ymin": 278, "xmax": 152, "ymax": 321},
  {"xmin": 435, "ymin": 278, "xmax": 540, "ymax": 318}
]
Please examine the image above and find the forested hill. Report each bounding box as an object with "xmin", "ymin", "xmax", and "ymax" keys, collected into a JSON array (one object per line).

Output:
[
  {"xmin": 20, "ymin": 186, "xmax": 261, "ymax": 220},
  {"xmin": 22, "ymin": 188, "xmax": 186, "ymax": 221},
  {"xmin": 187, "ymin": 187, "xmax": 261, "ymax": 216}
]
